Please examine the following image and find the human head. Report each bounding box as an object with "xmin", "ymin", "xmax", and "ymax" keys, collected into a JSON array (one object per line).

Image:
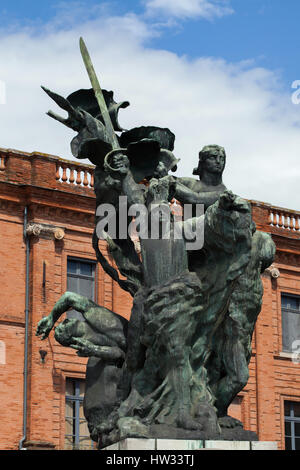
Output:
[{"xmin": 193, "ymin": 145, "xmax": 226, "ymax": 179}]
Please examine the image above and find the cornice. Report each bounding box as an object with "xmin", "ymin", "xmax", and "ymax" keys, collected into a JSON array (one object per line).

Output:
[
  {"xmin": 32, "ymin": 203, "xmax": 95, "ymax": 226},
  {"xmin": 275, "ymin": 250, "xmax": 300, "ymax": 268},
  {"xmin": 0, "ymin": 179, "xmax": 95, "ymax": 203},
  {"xmin": 0, "ymin": 187, "xmax": 95, "ymax": 224},
  {"xmin": 0, "ymin": 197, "xmax": 21, "ymax": 212}
]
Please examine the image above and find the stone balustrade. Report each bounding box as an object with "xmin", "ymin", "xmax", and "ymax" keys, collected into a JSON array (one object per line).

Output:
[
  {"xmin": 251, "ymin": 200, "xmax": 300, "ymax": 239},
  {"xmin": 0, "ymin": 148, "xmax": 95, "ymax": 195},
  {"xmin": 55, "ymin": 161, "xmax": 94, "ymax": 188},
  {"xmin": 0, "ymin": 153, "xmax": 7, "ymax": 170},
  {"xmin": 268, "ymin": 208, "xmax": 300, "ymax": 232}
]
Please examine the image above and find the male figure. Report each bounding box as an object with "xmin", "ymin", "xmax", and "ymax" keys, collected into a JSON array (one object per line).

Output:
[
  {"xmin": 36, "ymin": 292, "xmax": 128, "ymax": 441},
  {"xmin": 103, "ymin": 151, "xmax": 256, "ymax": 434},
  {"xmin": 208, "ymin": 230, "xmax": 275, "ymax": 428},
  {"xmin": 174, "ymin": 144, "xmax": 226, "ymax": 211},
  {"xmin": 36, "ymin": 291, "xmax": 127, "ymax": 361}
]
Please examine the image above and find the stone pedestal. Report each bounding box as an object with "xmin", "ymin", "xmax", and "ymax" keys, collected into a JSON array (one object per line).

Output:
[{"xmin": 102, "ymin": 438, "xmax": 278, "ymax": 451}]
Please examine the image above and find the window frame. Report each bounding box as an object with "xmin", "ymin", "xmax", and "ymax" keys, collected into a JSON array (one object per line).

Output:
[
  {"xmin": 280, "ymin": 292, "xmax": 300, "ymax": 353},
  {"xmin": 284, "ymin": 400, "xmax": 300, "ymax": 451},
  {"xmin": 66, "ymin": 257, "xmax": 98, "ymax": 320},
  {"xmin": 65, "ymin": 378, "xmax": 95, "ymax": 450},
  {"xmin": 67, "ymin": 256, "xmax": 97, "ymax": 299}
]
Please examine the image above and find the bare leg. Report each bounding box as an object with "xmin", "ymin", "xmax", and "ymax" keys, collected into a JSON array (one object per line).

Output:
[{"xmin": 214, "ymin": 339, "xmax": 248, "ymax": 427}]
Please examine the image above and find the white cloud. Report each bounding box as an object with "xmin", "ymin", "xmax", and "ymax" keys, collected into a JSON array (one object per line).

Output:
[
  {"xmin": 144, "ymin": 0, "xmax": 234, "ymax": 20},
  {"xmin": 0, "ymin": 5, "xmax": 300, "ymax": 211}
]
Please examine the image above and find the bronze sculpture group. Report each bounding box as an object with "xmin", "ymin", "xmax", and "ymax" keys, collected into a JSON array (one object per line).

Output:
[{"xmin": 36, "ymin": 39, "xmax": 275, "ymax": 448}]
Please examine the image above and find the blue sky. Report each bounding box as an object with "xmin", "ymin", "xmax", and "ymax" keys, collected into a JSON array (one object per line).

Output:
[
  {"xmin": 1, "ymin": 0, "xmax": 299, "ymax": 88},
  {"xmin": 0, "ymin": 0, "xmax": 300, "ymax": 209}
]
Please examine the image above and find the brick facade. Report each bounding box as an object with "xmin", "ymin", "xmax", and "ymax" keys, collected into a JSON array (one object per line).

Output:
[{"xmin": 0, "ymin": 148, "xmax": 299, "ymax": 450}]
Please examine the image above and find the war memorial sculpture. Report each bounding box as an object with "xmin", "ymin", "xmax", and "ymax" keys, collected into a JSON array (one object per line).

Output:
[{"xmin": 36, "ymin": 38, "xmax": 276, "ymax": 448}]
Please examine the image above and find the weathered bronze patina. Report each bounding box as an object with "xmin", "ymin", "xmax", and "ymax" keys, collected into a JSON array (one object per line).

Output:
[{"xmin": 36, "ymin": 38, "xmax": 275, "ymax": 447}]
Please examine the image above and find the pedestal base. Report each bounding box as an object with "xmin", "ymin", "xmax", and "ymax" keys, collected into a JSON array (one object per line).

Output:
[{"xmin": 102, "ymin": 438, "xmax": 278, "ymax": 451}]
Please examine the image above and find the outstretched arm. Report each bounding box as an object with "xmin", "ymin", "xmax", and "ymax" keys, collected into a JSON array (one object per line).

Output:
[
  {"xmin": 174, "ymin": 180, "xmax": 223, "ymax": 210},
  {"xmin": 36, "ymin": 292, "xmax": 94, "ymax": 340},
  {"xmin": 69, "ymin": 338, "xmax": 125, "ymax": 361}
]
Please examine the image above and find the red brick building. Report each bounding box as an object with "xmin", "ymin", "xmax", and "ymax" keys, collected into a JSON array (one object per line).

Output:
[{"xmin": 0, "ymin": 148, "xmax": 299, "ymax": 450}]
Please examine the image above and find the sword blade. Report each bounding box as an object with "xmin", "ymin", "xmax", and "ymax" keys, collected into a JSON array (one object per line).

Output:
[{"xmin": 79, "ymin": 37, "xmax": 120, "ymax": 150}]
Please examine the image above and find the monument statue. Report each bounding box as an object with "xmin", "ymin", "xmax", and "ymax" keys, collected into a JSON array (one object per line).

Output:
[
  {"xmin": 36, "ymin": 38, "xmax": 275, "ymax": 448},
  {"xmin": 174, "ymin": 144, "xmax": 227, "ymax": 211}
]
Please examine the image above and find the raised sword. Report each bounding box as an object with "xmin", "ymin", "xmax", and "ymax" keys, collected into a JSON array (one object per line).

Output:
[{"xmin": 79, "ymin": 37, "xmax": 120, "ymax": 151}]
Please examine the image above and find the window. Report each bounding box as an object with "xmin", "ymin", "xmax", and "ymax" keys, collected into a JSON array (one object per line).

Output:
[
  {"xmin": 67, "ymin": 258, "xmax": 96, "ymax": 320},
  {"xmin": 281, "ymin": 294, "xmax": 300, "ymax": 352},
  {"xmin": 284, "ymin": 401, "xmax": 300, "ymax": 450},
  {"xmin": 65, "ymin": 378, "xmax": 95, "ymax": 450}
]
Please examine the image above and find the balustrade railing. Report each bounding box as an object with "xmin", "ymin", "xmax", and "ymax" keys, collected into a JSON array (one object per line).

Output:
[
  {"xmin": 0, "ymin": 154, "xmax": 7, "ymax": 170},
  {"xmin": 55, "ymin": 162, "xmax": 94, "ymax": 188},
  {"xmin": 267, "ymin": 208, "xmax": 300, "ymax": 232}
]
